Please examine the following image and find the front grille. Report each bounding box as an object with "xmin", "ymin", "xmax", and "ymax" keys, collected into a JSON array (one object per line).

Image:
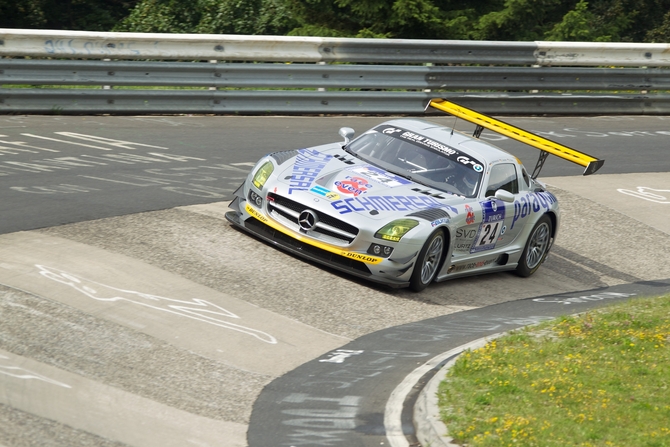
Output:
[{"xmin": 267, "ymin": 192, "xmax": 359, "ymax": 244}]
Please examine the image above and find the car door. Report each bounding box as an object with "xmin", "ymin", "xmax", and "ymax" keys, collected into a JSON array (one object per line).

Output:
[{"xmin": 469, "ymin": 162, "xmax": 521, "ymax": 253}]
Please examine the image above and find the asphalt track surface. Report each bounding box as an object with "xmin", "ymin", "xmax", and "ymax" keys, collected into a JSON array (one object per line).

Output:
[{"xmin": 0, "ymin": 114, "xmax": 669, "ymax": 447}]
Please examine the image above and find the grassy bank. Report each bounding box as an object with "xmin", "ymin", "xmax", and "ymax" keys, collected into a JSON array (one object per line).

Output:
[{"xmin": 438, "ymin": 295, "xmax": 670, "ymax": 447}]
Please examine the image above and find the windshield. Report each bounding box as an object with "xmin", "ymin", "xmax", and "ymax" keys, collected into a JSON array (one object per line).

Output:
[{"xmin": 345, "ymin": 125, "xmax": 484, "ymax": 198}]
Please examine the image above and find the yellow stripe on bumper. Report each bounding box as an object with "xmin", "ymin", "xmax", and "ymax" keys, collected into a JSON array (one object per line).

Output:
[
  {"xmin": 428, "ymin": 99, "xmax": 604, "ymax": 175},
  {"xmin": 245, "ymin": 203, "xmax": 383, "ymax": 265}
]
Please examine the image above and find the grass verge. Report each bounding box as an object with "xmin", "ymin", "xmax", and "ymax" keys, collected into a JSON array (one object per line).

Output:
[{"xmin": 438, "ymin": 295, "xmax": 670, "ymax": 447}]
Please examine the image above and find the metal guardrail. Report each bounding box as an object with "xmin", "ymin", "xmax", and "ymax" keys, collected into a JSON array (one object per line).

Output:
[
  {"xmin": 2, "ymin": 29, "xmax": 670, "ymax": 115},
  {"xmin": 2, "ymin": 59, "xmax": 669, "ymax": 90},
  {"xmin": 3, "ymin": 88, "xmax": 666, "ymax": 115},
  {"xmin": 4, "ymin": 29, "xmax": 670, "ymax": 66},
  {"xmin": 0, "ymin": 30, "xmax": 534, "ymax": 65}
]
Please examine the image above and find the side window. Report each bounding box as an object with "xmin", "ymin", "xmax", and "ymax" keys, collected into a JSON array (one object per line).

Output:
[
  {"xmin": 485, "ymin": 163, "xmax": 519, "ymax": 197},
  {"xmin": 521, "ymin": 167, "xmax": 531, "ymax": 188}
]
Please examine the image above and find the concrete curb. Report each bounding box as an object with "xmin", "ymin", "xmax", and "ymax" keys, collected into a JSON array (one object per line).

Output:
[{"xmin": 413, "ymin": 336, "xmax": 496, "ymax": 447}]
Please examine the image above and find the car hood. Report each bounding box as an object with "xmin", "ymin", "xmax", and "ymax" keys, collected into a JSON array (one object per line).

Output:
[{"xmin": 272, "ymin": 146, "xmax": 465, "ymax": 221}]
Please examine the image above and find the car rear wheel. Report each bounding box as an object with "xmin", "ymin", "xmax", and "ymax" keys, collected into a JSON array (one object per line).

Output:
[
  {"xmin": 516, "ymin": 214, "xmax": 552, "ymax": 277},
  {"xmin": 410, "ymin": 230, "xmax": 445, "ymax": 292}
]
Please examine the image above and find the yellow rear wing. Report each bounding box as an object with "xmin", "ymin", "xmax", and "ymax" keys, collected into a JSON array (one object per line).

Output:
[{"xmin": 427, "ymin": 99, "xmax": 604, "ymax": 177}]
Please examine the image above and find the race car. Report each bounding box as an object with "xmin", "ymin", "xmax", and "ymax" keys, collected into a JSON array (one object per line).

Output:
[{"xmin": 226, "ymin": 99, "xmax": 604, "ymax": 291}]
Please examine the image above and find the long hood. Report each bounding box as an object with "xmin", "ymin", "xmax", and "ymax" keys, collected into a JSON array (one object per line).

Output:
[{"xmin": 270, "ymin": 146, "xmax": 465, "ymax": 220}]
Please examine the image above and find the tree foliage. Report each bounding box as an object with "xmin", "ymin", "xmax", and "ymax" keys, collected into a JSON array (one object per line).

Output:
[
  {"xmin": 113, "ymin": 0, "xmax": 296, "ymax": 35},
  {"xmin": 281, "ymin": 0, "xmax": 488, "ymax": 39},
  {"xmin": 3, "ymin": 0, "xmax": 670, "ymax": 42},
  {"xmin": 262, "ymin": 0, "xmax": 670, "ymax": 41},
  {"xmin": 0, "ymin": 0, "xmax": 139, "ymax": 30}
]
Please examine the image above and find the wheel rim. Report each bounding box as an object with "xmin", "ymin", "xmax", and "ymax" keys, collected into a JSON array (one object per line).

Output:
[
  {"xmin": 420, "ymin": 234, "xmax": 444, "ymax": 284},
  {"xmin": 526, "ymin": 222, "xmax": 550, "ymax": 270}
]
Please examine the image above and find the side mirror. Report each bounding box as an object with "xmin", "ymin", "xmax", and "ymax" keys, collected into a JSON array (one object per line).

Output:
[
  {"xmin": 494, "ymin": 189, "xmax": 515, "ymax": 203},
  {"xmin": 339, "ymin": 127, "xmax": 355, "ymax": 145}
]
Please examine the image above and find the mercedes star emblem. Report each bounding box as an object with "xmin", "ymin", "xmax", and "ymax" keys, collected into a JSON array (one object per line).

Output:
[{"xmin": 298, "ymin": 209, "xmax": 319, "ymax": 231}]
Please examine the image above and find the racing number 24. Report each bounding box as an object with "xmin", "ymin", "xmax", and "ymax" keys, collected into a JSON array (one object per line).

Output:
[{"xmin": 475, "ymin": 222, "xmax": 501, "ymax": 249}]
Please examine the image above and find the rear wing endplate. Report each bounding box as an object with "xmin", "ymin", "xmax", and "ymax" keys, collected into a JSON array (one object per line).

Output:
[{"xmin": 427, "ymin": 99, "xmax": 604, "ymax": 178}]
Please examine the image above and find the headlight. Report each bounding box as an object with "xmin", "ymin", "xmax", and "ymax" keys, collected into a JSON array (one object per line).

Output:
[
  {"xmin": 252, "ymin": 161, "xmax": 274, "ymax": 189},
  {"xmin": 375, "ymin": 219, "xmax": 419, "ymax": 242}
]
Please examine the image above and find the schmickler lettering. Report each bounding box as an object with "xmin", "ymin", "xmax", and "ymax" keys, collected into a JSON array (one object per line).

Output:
[{"xmin": 289, "ymin": 149, "xmax": 332, "ymax": 194}]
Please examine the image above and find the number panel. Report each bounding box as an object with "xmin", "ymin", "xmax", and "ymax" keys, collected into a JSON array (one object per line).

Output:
[{"xmin": 470, "ymin": 199, "xmax": 506, "ymax": 254}]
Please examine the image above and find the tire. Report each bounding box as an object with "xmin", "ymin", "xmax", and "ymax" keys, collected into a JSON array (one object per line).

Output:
[
  {"xmin": 409, "ymin": 230, "xmax": 445, "ymax": 292},
  {"xmin": 516, "ymin": 214, "xmax": 552, "ymax": 277}
]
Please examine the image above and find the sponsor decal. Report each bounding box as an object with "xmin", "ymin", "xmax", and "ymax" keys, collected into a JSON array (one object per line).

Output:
[
  {"xmin": 288, "ymin": 149, "xmax": 332, "ymax": 194},
  {"xmin": 451, "ymin": 257, "xmax": 497, "ymax": 273},
  {"xmin": 245, "ymin": 203, "xmax": 268, "ymax": 223},
  {"xmin": 310, "ymin": 185, "xmax": 340, "ymax": 200},
  {"xmin": 331, "ymin": 195, "xmax": 459, "ymax": 215},
  {"xmin": 465, "ymin": 204, "xmax": 475, "ymax": 225},
  {"xmin": 431, "ymin": 218, "xmax": 450, "ymax": 227},
  {"xmin": 456, "ymin": 228, "xmax": 477, "ymax": 239},
  {"xmin": 340, "ymin": 251, "xmax": 382, "ymax": 264},
  {"xmin": 334, "ymin": 176, "xmax": 371, "ymax": 196},
  {"xmin": 399, "ymin": 130, "xmax": 456, "ymax": 155},
  {"xmin": 457, "ymin": 155, "xmax": 484, "ymax": 172},
  {"xmin": 373, "ymin": 124, "xmax": 484, "ymax": 168},
  {"xmin": 471, "ymin": 200, "xmax": 506, "ymax": 253},
  {"xmin": 352, "ymin": 166, "xmax": 411, "ymax": 187},
  {"xmin": 511, "ymin": 191, "xmax": 557, "ymax": 229}
]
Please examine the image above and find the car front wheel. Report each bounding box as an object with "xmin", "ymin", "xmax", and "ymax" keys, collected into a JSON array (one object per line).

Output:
[
  {"xmin": 516, "ymin": 214, "xmax": 552, "ymax": 277},
  {"xmin": 410, "ymin": 230, "xmax": 445, "ymax": 292}
]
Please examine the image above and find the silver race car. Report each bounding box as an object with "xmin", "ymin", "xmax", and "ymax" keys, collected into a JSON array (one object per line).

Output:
[{"xmin": 226, "ymin": 99, "xmax": 604, "ymax": 291}]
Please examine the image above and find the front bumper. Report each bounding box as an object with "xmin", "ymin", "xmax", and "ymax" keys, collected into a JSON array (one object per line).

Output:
[{"xmin": 225, "ymin": 201, "xmax": 411, "ymax": 288}]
